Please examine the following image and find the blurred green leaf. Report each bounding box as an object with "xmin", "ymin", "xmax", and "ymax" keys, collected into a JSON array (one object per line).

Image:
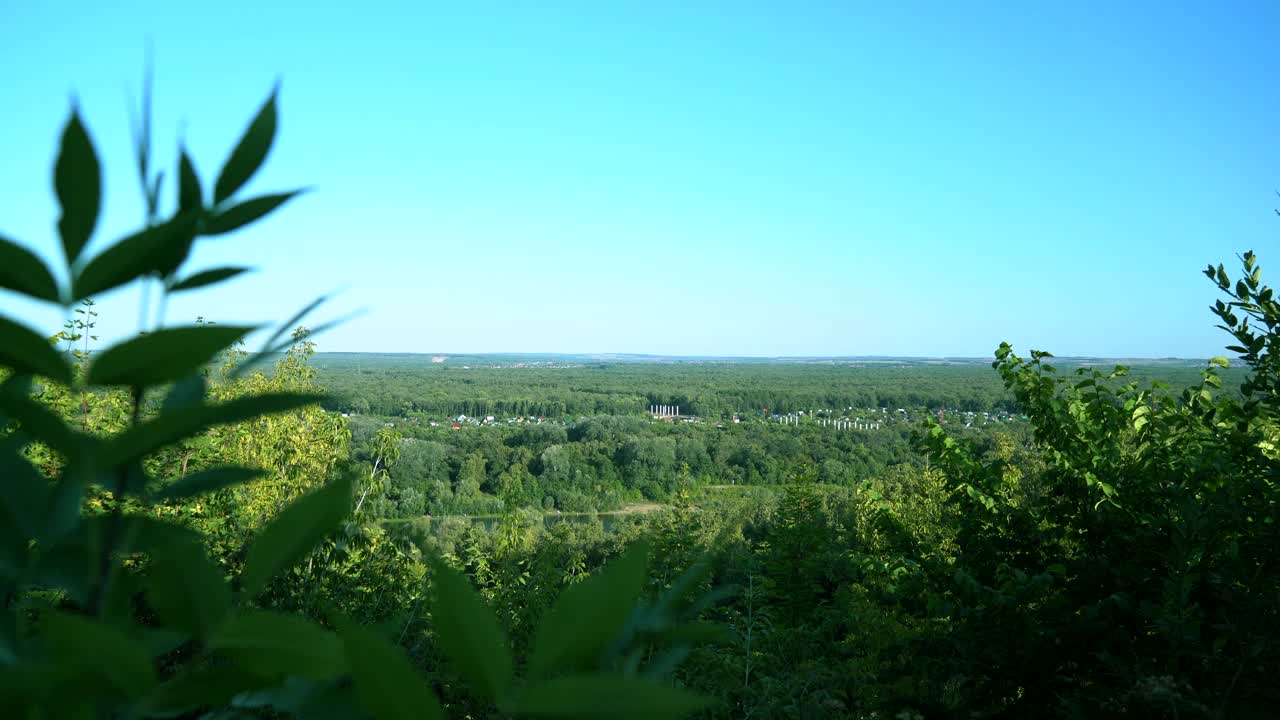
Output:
[
  {"xmin": 74, "ymin": 212, "xmax": 199, "ymax": 299},
  {"xmin": 0, "ymin": 438, "xmax": 51, "ymax": 537},
  {"xmin": 241, "ymin": 475, "xmax": 351, "ymax": 598},
  {"xmin": 204, "ymin": 191, "xmax": 303, "ymax": 236},
  {"xmin": 209, "ymin": 611, "xmax": 345, "ymax": 681},
  {"xmin": 154, "ymin": 466, "xmax": 265, "ymax": 502},
  {"xmin": 214, "ymin": 87, "xmax": 277, "ymax": 204},
  {"xmin": 147, "ymin": 536, "xmax": 230, "ymax": 638},
  {"xmin": 87, "ymin": 325, "xmax": 253, "ymax": 386},
  {"xmin": 429, "ymin": 558, "xmax": 513, "ymax": 701},
  {"xmin": 137, "ymin": 667, "xmax": 269, "ymax": 718},
  {"xmin": 527, "ymin": 541, "xmax": 649, "ymax": 679},
  {"xmin": 162, "ymin": 374, "xmax": 206, "ymax": 414},
  {"xmin": 43, "ymin": 611, "xmax": 157, "ymax": 699},
  {"xmin": 340, "ymin": 621, "xmax": 444, "ymax": 720},
  {"xmin": 98, "ymin": 392, "xmax": 321, "ymax": 468},
  {"xmin": 55, "ymin": 108, "xmax": 101, "ymax": 265},
  {"xmin": 507, "ymin": 674, "xmax": 706, "ymax": 719},
  {"xmin": 0, "ymin": 376, "xmax": 81, "ymax": 455},
  {"xmin": 0, "ymin": 234, "xmax": 60, "ymax": 302},
  {"xmin": 170, "ymin": 266, "xmax": 251, "ymax": 292},
  {"xmin": 0, "ymin": 317, "xmax": 72, "ymax": 385},
  {"xmin": 178, "ymin": 147, "xmax": 202, "ymax": 214}
]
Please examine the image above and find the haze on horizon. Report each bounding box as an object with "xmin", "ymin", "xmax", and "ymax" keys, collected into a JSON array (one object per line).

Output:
[{"xmin": 2, "ymin": 2, "xmax": 1277, "ymax": 359}]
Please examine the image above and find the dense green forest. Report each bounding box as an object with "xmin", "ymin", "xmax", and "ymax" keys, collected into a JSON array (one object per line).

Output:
[{"xmin": 2, "ymin": 89, "xmax": 1277, "ymax": 720}]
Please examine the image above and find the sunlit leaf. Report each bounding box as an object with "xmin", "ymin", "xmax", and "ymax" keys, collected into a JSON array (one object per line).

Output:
[
  {"xmin": 214, "ymin": 86, "xmax": 278, "ymax": 204},
  {"xmin": 240, "ymin": 475, "xmax": 351, "ymax": 598},
  {"xmin": 204, "ymin": 191, "xmax": 303, "ymax": 236},
  {"xmin": 429, "ymin": 558, "xmax": 513, "ymax": 701},
  {"xmin": 0, "ymin": 234, "xmax": 60, "ymax": 302},
  {"xmin": 340, "ymin": 621, "xmax": 444, "ymax": 720},
  {"xmin": 527, "ymin": 541, "xmax": 649, "ymax": 679},
  {"xmin": 0, "ymin": 317, "xmax": 72, "ymax": 385},
  {"xmin": 87, "ymin": 325, "xmax": 253, "ymax": 386},
  {"xmin": 506, "ymin": 674, "xmax": 706, "ymax": 719},
  {"xmin": 55, "ymin": 107, "xmax": 101, "ymax": 265},
  {"xmin": 209, "ymin": 611, "xmax": 345, "ymax": 680},
  {"xmin": 170, "ymin": 266, "xmax": 251, "ymax": 292}
]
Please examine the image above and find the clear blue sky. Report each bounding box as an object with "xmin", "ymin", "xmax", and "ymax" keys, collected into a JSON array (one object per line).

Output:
[{"xmin": 2, "ymin": 1, "xmax": 1277, "ymax": 357}]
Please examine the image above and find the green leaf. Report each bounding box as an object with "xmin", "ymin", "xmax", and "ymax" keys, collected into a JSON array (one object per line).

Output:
[
  {"xmin": 162, "ymin": 374, "xmax": 206, "ymax": 414},
  {"xmin": 154, "ymin": 465, "xmax": 265, "ymax": 502},
  {"xmin": 170, "ymin": 266, "xmax": 251, "ymax": 292},
  {"xmin": 0, "ymin": 234, "xmax": 60, "ymax": 302},
  {"xmin": 137, "ymin": 667, "xmax": 270, "ymax": 718},
  {"xmin": 429, "ymin": 558, "xmax": 513, "ymax": 701},
  {"xmin": 214, "ymin": 86, "xmax": 278, "ymax": 204},
  {"xmin": 1209, "ymin": 355, "xmax": 1230, "ymax": 368},
  {"xmin": 240, "ymin": 475, "xmax": 352, "ymax": 598},
  {"xmin": 178, "ymin": 147, "xmax": 203, "ymax": 214},
  {"xmin": 0, "ymin": 438, "xmax": 50, "ymax": 538},
  {"xmin": 55, "ymin": 108, "xmax": 102, "ymax": 265},
  {"xmin": 527, "ymin": 541, "xmax": 649, "ymax": 679},
  {"xmin": 340, "ymin": 621, "xmax": 444, "ymax": 720},
  {"xmin": 209, "ymin": 611, "xmax": 345, "ymax": 680},
  {"xmin": 204, "ymin": 191, "xmax": 304, "ymax": 236},
  {"xmin": 658, "ymin": 621, "xmax": 732, "ymax": 646},
  {"xmin": 147, "ymin": 536, "xmax": 230, "ymax": 638},
  {"xmin": 98, "ymin": 392, "xmax": 321, "ymax": 468},
  {"xmin": 87, "ymin": 325, "xmax": 253, "ymax": 386},
  {"xmin": 74, "ymin": 212, "xmax": 199, "ymax": 299},
  {"xmin": 43, "ymin": 611, "xmax": 157, "ymax": 699},
  {"xmin": 0, "ymin": 316, "xmax": 72, "ymax": 384},
  {"xmin": 0, "ymin": 377, "xmax": 82, "ymax": 459},
  {"xmin": 507, "ymin": 674, "xmax": 706, "ymax": 720}
]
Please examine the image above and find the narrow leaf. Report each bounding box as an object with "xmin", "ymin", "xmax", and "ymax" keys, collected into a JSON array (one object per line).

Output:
[
  {"xmin": 154, "ymin": 466, "xmax": 265, "ymax": 502},
  {"xmin": 178, "ymin": 147, "xmax": 203, "ymax": 214},
  {"xmin": 214, "ymin": 87, "xmax": 278, "ymax": 204},
  {"xmin": 429, "ymin": 559, "xmax": 514, "ymax": 701},
  {"xmin": 0, "ymin": 234, "xmax": 60, "ymax": 302},
  {"xmin": 170, "ymin": 266, "xmax": 251, "ymax": 292},
  {"xmin": 527, "ymin": 542, "xmax": 649, "ymax": 679},
  {"xmin": 204, "ymin": 191, "xmax": 303, "ymax": 236},
  {"xmin": 209, "ymin": 611, "xmax": 345, "ymax": 680},
  {"xmin": 508, "ymin": 674, "xmax": 706, "ymax": 720},
  {"xmin": 55, "ymin": 108, "xmax": 102, "ymax": 264},
  {"xmin": 0, "ymin": 317, "xmax": 72, "ymax": 384},
  {"xmin": 240, "ymin": 475, "xmax": 352, "ymax": 598},
  {"xmin": 341, "ymin": 621, "xmax": 444, "ymax": 720},
  {"xmin": 87, "ymin": 325, "xmax": 253, "ymax": 386},
  {"xmin": 74, "ymin": 212, "xmax": 199, "ymax": 300}
]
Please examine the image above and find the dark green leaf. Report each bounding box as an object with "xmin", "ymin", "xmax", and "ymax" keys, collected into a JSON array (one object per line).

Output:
[
  {"xmin": 178, "ymin": 147, "xmax": 203, "ymax": 214},
  {"xmin": 87, "ymin": 325, "xmax": 253, "ymax": 386},
  {"xmin": 162, "ymin": 374, "xmax": 206, "ymax": 414},
  {"xmin": 527, "ymin": 542, "xmax": 649, "ymax": 679},
  {"xmin": 659, "ymin": 621, "xmax": 732, "ymax": 646},
  {"xmin": 214, "ymin": 87, "xmax": 278, "ymax": 204},
  {"xmin": 0, "ymin": 317, "xmax": 72, "ymax": 384},
  {"xmin": 204, "ymin": 191, "xmax": 304, "ymax": 236},
  {"xmin": 170, "ymin": 266, "xmax": 251, "ymax": 292},
  {"xmin": 0, "ymin": 437, "xmax": 51, "ymax": 538},
  {"xmin": 74, "ymin": 212, "xmax": 199, "ymax": 299},
  {"xmin": 43, "ymin": 611, "xmax": 157, "ymax": 699},
  {"xmin": 147, "ymin": 536, "xmax": 229, "ymax": 638},
  {"xmin": 429, "ymin": 558, "xmax": 513, "ymax": 701},
  {"xmin": 340, "ymin": 621, "xmax": 444, "ymax": 720},
  {"xmin": 209, "ymin": 611, "xmax": 345, "ymax": 680},
  {"xmin": 98, "ymin": 392, "xmax": 321, "ymax": 468},
  {"xmin": 507, "ymin": 674, "xmax": 706, "ymax": 720},
  {"xmin": 0, "ymin": 234, "xmax": 60, "ymax": 302},
  {"xmin": 138, "ymin": 667, "xmax": 270, "ymax": 718},
  {"xmin": 55, "ymin": 108, "xmax": 102, "ymax": 265},
  {"xmin": 154, "ymin": 466, "xmax": 265, "ymax": 502},
  {"xmin": 241, "ymin": 475, "xmax": 351, "ymax": 598}
]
